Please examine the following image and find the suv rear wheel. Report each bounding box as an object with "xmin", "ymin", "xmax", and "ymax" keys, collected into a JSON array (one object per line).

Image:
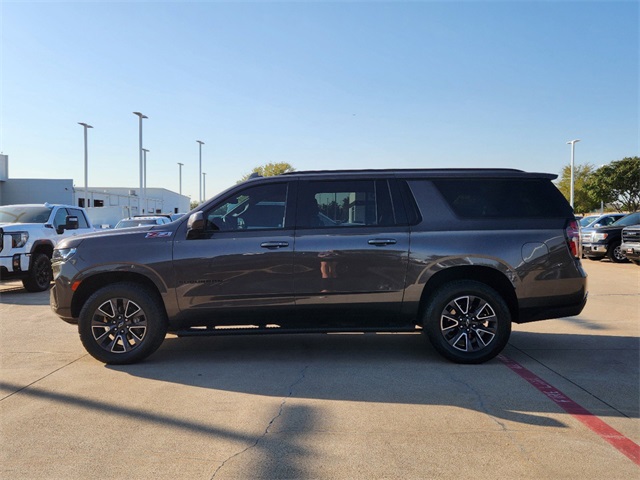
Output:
[
  {"xmin": 78, "ymin": 282, "xmax": 168, "ymax": 364},
  {"xmin": 423, "ymin": 281, "xmax": 511, "ymax": 364}
]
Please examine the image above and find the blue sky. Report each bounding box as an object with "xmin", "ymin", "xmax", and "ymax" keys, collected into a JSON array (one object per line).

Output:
[{"xmin": 1, "ymin": 0, "xmax": 638, "ymax": 202}]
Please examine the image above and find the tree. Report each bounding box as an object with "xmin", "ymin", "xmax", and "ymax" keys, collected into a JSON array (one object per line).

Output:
[
  {"xmin": 190, "ymin": 200, "xmax": 200, "ymax": 210},
  {"xmin": 239, "ymin": 162, "xmax": 295, "ymax": 183},
  {"xmin": 556, "ymin": 163, "xmax": 599, "ymax": 213},
  {"xmin": 585, "ymin": 157, "xmax": 640, "ymax": 212}
]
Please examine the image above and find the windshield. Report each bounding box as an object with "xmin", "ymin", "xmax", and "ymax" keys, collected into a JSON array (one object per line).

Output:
[
  {"xmin": 613, "ymin": 212, "xmax": 640, "ymax": 227},
  {"xmin": 115, "ymin": 219, "xmax": 159, "ymax": 228},
  {"xmin": 0, "ymin": 206, "xmax": 52, "ymax": 224},
  {"xmin": 579, "ymin": 216, "xmax": 599, "ymax": 227}
]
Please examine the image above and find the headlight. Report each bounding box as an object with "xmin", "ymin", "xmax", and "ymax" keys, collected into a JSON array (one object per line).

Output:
[
  {"xmin": 52, "ymin": 247, "xmax": 77, "ymax": 262},
  {"xmin": 593, "ymin": 232, "xmax": 608, "ymax": 241},
  {"xmin": 9, "ymin": 232, "xmax": 29, "ymax": 248}
]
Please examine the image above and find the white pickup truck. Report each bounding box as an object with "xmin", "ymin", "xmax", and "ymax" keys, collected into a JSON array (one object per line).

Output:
[{"xmin": 0, "ymin": 203, "xmax": 95, "ymax": 291}]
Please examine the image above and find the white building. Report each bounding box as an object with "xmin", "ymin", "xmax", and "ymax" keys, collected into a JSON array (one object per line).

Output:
[{"xmin": 0, "ymin": 154, "xmax": 191, "ymax": 227}]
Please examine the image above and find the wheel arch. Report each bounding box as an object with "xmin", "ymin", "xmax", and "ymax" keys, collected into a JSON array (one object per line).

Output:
[
  {"xmin": 417, "ymin": 266, "xmax": 518, "ymax": 325},
  {"xmin": 71, "ymin": 272, "xmax": 166, "ymax": 319},
  {"xmin": 31, "ymin": 240, "xmax": 54, "ymax": 259}
]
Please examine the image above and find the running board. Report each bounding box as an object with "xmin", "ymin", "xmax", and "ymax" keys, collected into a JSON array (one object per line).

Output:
[{"xmin": 174, "ymin": 325, "xmax": 421, "ymax": 337}]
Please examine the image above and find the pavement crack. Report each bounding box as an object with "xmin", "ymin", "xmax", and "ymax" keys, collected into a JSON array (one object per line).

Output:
[
  {"xmin": 0, "ymin": 354, "xmax": 88, "ymax": 402},
  {"xmin": 209, "ymin": 365, "xmax": 309, "ymax": 479}
]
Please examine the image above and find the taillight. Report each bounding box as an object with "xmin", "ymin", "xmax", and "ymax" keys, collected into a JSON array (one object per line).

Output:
[{"xmin": 565, "ymin": 219, "xmax": 581, "ymax": 259}]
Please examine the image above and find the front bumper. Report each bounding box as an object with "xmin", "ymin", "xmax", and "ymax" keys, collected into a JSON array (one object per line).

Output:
[
  {"xmin": 621, "ymin": 243, "xmax": 640, "ymax": 262},
  {"xmin": 583, "ymin": 244, "xmax": 607, "ymax": 258},
  {"xmin": 0, "ymin": 253, "xmax": 31, "ymax": 280}
]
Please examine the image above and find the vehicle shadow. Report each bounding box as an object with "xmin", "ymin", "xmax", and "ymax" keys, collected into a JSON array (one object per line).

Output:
[
  {"xmin": 111, "ymin": 330, "xmax": 640, "ymax": 424},
  {"xmin": 0, "ymin": 286, "xmax": 50, "ymax": 306}
]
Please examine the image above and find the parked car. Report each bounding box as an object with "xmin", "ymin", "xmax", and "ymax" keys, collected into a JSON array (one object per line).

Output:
[
  {"xmin": 579, "ymin": 215, "xmax": 600, "ymax": 227},
  {"xmin": 582, "ymin": 212, "xmax": 640, "ymax": 263},
  {"xmin": 621, "ymin": 225, "xmax": 640, "ymax": 265},
  {"xmin": 582, "ymin": 213, "xmax": 626, "ymax": 229},
  {"xmin": 580, "ymin": 213, "xmax": 627, "ymax": 257},
  {"xmin": 0, "ymin": 203, "xmax": 94, "ymax": 291},
  {"xmin": 114, "ymin": 216, "xmax": 171, "ymax": 229},
  {"xmin": 50, "ymin": 168, "xmax": 587, "ymax": 365}
]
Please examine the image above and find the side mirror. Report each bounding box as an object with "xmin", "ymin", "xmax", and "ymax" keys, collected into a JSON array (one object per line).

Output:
[
  {"xmin": 186, "ymin": 212, "xmax": 205, "ymax": 239},
  {"xmin": 593, "ymin": 223, "xmax": 601, "ymax": 228},
  {"xmin": 57, "ymin": 216, "xmax": 79, "ymax": 234},
  {"xmin": 65, "ymin": 215, "xmax": 79, "ymax": 231}
]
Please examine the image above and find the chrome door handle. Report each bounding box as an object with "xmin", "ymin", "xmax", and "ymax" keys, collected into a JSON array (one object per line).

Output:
[
  {"xmin": 260, "ymin": 241, "xmax": 289, "ymax": 249},
  {"xmin": 368, "ymin": 239, "xmax": 397, "ymax": 246}
]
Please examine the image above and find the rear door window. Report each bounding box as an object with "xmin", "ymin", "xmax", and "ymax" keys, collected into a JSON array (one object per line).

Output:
[{"xmin": 296, "ymin": 179, "xmax": 396, "ymax": 228}]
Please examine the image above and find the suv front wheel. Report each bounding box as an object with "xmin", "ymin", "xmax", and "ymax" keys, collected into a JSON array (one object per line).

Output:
[
  {"xmin": 78, "ymin": 282, "xmax": 168, "ymax": 364},
  {"xmin": 424, "ymin": 281, "xmax": 511, "ymax": 364}
]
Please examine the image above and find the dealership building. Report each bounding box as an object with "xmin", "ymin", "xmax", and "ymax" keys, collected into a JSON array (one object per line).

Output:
[{"xmin": 0, "ymin": 154, "xmax": 191, "ymax": 227}]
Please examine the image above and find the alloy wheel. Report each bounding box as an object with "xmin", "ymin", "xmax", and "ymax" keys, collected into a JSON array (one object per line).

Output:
[
  {"xmin": 91, "ymin": 298, "xmax": 147, "ymax": 354},
  {"xmin": 440, "ymin": 295, "xmax": 498, "ymax": 353}
]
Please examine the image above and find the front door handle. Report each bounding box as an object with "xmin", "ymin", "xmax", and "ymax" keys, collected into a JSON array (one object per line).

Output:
[
  {"xmin": 368, "ymin": 238, "xmax": 397, "ymax": 246},
  {"xmin": 260, "ymin": 241, "xmax": 289, "ymax": 249}
]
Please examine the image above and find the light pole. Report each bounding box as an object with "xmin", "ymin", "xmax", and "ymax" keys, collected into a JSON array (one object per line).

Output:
[
  {"xmin": 177, "ymin": 162, "xmax": 184, "ymax": 195},
  {"xmin": 142, "ymin": 148, "xmax": 149, "ymax": 213},
  {"xmin": 133, "ymin": 112, "xmax": 148, "ymax": 214},
  {"xmin": 197, "ymin": 140, "xmax": 204, "ymax": 203},
  {"xmin": 567, "ymin": 139, "xmax": 580, "ymax": 209},
  {"xmin": 78, "ymin": 122, "xmax": 93, "ymax": 208},
  {"xmin": 202, "ymin": 172, "xmax": 207, "ymax": 201}
]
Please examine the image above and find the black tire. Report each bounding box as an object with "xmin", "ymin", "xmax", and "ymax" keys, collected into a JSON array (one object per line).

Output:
[
  {"xmin": 606, "ymin": 242, "xmax": 628, "ymax": 263},
  {"xmin": 78, "ymin": 282, "xmax": 168, "ymax": 364},
  {"xmin": 423, "ymin": 281, "xmax": 511, "ymax": 364},
  {"xmin": 22, "ymin": 252, "xmax": 52, "ymax": 292}
]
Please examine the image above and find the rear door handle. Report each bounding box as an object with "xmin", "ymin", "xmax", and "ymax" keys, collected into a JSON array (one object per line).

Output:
[
  {"xmin": 368, "ymin": 238, "xmax": 397, "ymax": 246},
  {"xmin": 260, "ymin": 241, "xmax": 289, "ymax": 249}
]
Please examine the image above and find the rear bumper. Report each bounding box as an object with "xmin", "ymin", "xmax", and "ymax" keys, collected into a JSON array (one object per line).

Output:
[{"xmin": 518, "ymin": 292, "xmax": 588, "ymax": 323}]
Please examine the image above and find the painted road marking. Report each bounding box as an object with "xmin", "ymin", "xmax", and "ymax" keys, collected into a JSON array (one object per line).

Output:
[{"xmin": 499, "ymin": 354, "xmax": 640, "ymax": 466}]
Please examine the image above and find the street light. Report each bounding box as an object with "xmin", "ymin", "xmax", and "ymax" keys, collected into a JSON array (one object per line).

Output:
[
  {"xmin": 202, "ymin": 172, "xmax": 207, "ymax": 201},
  {"xmin": 567, "ymin": 139, "xmax": 581, "ymax": 209},
  {"xmin": 133, "ymin": 112, "xmax": 148, "ymax": 214},
  {"xmin": 142, "ymin": 148, "xmax": 149, "ymax": 213},
  {"xmin": 78, "ymin": 122, "xmax": 93, "ymax": 208},
  {"xmin": 177, "ymin": 162, "xmax": 184, "ymax": 195},
  {"xmin": 196, "ymin": 140, "xmax": 204, "ymax": 203}
]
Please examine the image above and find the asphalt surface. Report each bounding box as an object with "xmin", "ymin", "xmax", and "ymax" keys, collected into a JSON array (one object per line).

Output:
[{"xmin": 1, "ymin": 260, "xmax": 638, "ymax": 479}]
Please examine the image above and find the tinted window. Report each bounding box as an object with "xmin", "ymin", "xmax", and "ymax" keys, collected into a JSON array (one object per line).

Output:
[
  {"xmin": 614, "ymin": 212, "xmax": 640, "ymax": 227},
  {"xmin": 53, "ymin": 208, "xmax": 69, "ymax": 228},
  {"xmin": 206, "ymin": 183, "xmax": 288, "ymax": 231},
  {"xmin": 297, "ymin": 180, "xmax": 395, "ymax": 228},
  {"xmin": 433, "ymin": 179, "xmax": 573, "ymax": 218}
]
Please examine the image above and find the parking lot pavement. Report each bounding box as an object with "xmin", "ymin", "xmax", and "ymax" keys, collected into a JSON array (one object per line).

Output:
[{"xmin": 1, "ymin": 260, "xmax": 638, "ymax": 479}]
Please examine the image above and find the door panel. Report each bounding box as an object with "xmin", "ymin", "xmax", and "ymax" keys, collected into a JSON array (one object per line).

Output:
[
  {"xmin": 172, "ymin": 181, "xmax": 296, "ymax": 325},
  {"xmin": 293, "ymin": 179, "xmax": 410, "ymax": 325}
]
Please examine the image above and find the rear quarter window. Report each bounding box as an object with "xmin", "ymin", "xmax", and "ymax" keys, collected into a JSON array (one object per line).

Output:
[{"xmin": 433, "ymin": 179, "xmax": 572, "ymax": 218}]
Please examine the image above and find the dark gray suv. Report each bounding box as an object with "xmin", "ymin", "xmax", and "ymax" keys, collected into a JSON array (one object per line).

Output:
[{"xmin": 50, "ymin": 169, "xmax": 587, "ymax": 364}]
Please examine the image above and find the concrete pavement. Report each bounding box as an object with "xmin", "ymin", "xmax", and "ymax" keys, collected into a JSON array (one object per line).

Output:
[{"xmin": 1, "ymin": 260, "xmax": 638, "ymax": 479}]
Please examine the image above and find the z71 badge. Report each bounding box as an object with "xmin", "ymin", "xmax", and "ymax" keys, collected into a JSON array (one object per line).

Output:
[{"xmin": 145, "ymin": 231, "xmax": 172, "ymax": 238}]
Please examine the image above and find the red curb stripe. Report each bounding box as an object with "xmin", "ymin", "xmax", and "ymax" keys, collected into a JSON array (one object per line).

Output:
[{"xmin": 498, "ymin": 354, "xmax": 640, "ymax": 466}]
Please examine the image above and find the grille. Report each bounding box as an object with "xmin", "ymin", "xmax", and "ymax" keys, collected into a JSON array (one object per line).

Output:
[{"xmin": 622, "ymin": 229, "xmax": 640, "ymax": 243}]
